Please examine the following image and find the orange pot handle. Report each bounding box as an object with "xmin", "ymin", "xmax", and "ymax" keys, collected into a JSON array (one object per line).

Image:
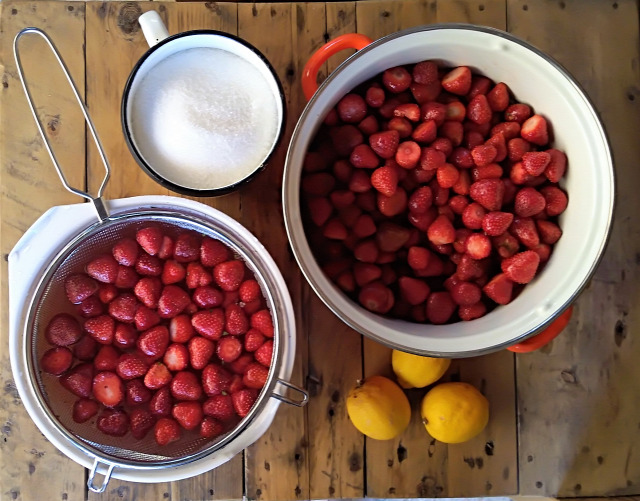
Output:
[
  {"xmin": 507, "ymin": 305, "xmax": 574, "ymax": 353},
  {"xmin": 302, "ymin": 33, "xmax": 373, "ymax": 101}
]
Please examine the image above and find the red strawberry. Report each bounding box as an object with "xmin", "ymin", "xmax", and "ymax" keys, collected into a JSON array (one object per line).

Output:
[
  {"xmin": 511, "ymin": 217, "xmax": 540, "ymax": 248},
  {"xmin": 94, "ymin": 345, "xmax": 119, "ymax": 372},
  {"xmin": 441, "ymin": 66, "xmax": 472, "ymax": 95},
  {"xmin": 172, "ymin": 401, "xmax": 204, "ymax": 431},
  {"xmin": 445, "ymin": 101, "xmax": 466, "ymax": 122},
  {"xmin": 520, "ymin": 114, "xmax": 549, "ymax": 145},
  {"xmin": 117, "ymin": 352, "xmax": 148, "ymax": 380},
  {"xmin": 471, "ymin": 144, "xmax": 497, "ymax": 167},
  {"xmin": 203, "ymin": 394, "xmax": 235, "ymax": 422},
  {"xmin": 60, "ymin": 363, "xmax": 94, "ymax": 398},
  {"xmin": 514, "ymin": 187, "xmax": 546, "ymax": 217},
  {"xmin": 456, "ymin": 254, "xmax": 487, "ymax": 282},
  {"xmin": 505, "ymin": 103, "xmax": 532, "ymax": 123},
  {"xmin": 469, "ymin": 179, "xmax": 504, "ymax": 211},
  {"xmin": 200, "ymin": 416, "xmax": 225, "ymax": 439},
  {"xmin": 465, "ymin": 233, "xmax": 492, "ymax": 259},
  {"xmin": 358, "ymin": 281, "xmax": 394, "ymax": 314},
  {"xmin": 532, "ymin": 242, "xmax": 552, "ymax": 262},
  {"xmin": 144, "ymin": 362, "xmax": 172, "ymax": 390},
  {"xmin": 492, "ymin": 121, "xmax": 521, "ymax": 140},
  {"xmin": 158, "ymin": 285, "xmax": 191, "ymax": 318},
  {"xmin": 395, "ymin": 141, "xmax": 421, "ymax": 169},
  {"xmin": 411, "ymin": 81, "xmax": 441, "ymax": 104},
  {"xmin": 222, "ymin": 290, "xmax": 240, "ymax": 307},
  {"xmin": 201, "ymin": 237, "xmax": 231, "ymax": 268},
  {"xmin": 232, "ymin": 388, "xmax": 258, "ymax": 418},
  {"xmin": 436, "ymin": 164, "xmax": 460, "ymax": 189},
  {"xmin": 544, "ymin": 148, "xmax": 567, "ymax": 182},
  {"xmin": 225, "ymin": 304, "xmax": 249, "ymax": 335},
  {"xmin": 41, "ymin": 346, "xmax": 73, "ymax": 375},
  {"xmin": 171, "ymin": 371, "xmax": 203, "ymax": 401},
  {"xmin": 408, "ymin": 186, "xmax": 433, "ymax": 215},
  {"xmin": 243, "ymin": 299, "xmax": 264, "ymax": 316},
  {"xmin": 150, "ymin": 387, "xmax": 173, "ymax": 417},
  {"xmin": 136, "ymin": 227, "xmax": 163, "ymax": 256},
  {"xmin": 307, "ymin": 197, "xmax": 333, "ymax": 227},
  {"xmin": 97, "ymin": 408, "xmax": 129, "ymax": 437},
  {"xmin": 370, "ymin": 166, "xmax": 398, "ymax": 197},
  {"xmin": 108, "ymin": 293, "xmax": 138, "ymax": 323},
  {"xmin": 92, "ymin": 371, "xmax": 124, "ymax": 407},
  {"xmin": 244, "ymin": 328, "xmax": 266, "ymax": 353},
  {"xmin": 161, "ymin": 260, "xmax": 186, "ymax": 285},
  {"xmin": 425, "ymin": 291, "xmax": 456, "ymax": 324},
  {"xmin": 130, "ymin": 407, "xmax": 156, "ymax": 440},
  {"xmin": 411, "ymin": 120, "xmax": 438, "ymax": 143},
  {"xmin": 202, "ymin": 364, "xmax": 232, "ymax": 396},
  {"xmin": 459, "ymin": 302, "xmax": 488, "ymax": 321},
  {"xmin": 394, "ymin": 103, "xmax": 421, "ymax": 123},
  {"xmin": 188, "ymin": 336, "xmax": 216, "ymax": 370},
  {"xmin": 133, "ymin": 277, "xmax": 162, "ymax": 309},
  {"xmin": 113, "ymin": 265, "xmax": 139, "ymax": 290},
  {"xmin": 191, "ymin": 286, "xmax": 223, "ymax": 309},
  {"xmin": 366, "ymin": 130, "xmax": 398, "ymax": 160},
  {"xmin": 191, "ymin": 309, "xmax": 225, "ymax": 340},
  {"xmin": 408, "ymin": 246, "xmax": 431, "ymax": 270},
  {"xmin": 507, "ymin": 138, "xmax": 532, "ymax": 163},
  {"xmin": 72, "ymin": 398, "xmax": 99, "ymax": 424},
  {"xmin": 467, "ymin": 75, "xmax": 492, "ymax": 98},
  {"xmin": 76, "ymin": 295, "xmax": 105, "ymax": 318},
  {"xmin": 85, "ymin": 315, "xmax": 115, "ymax": 345},
  {"xmin": 427, "ymin": 215, "xmax": 455, "ymax": 245},
  {"xmin": 112, "ymin": 238, "xmax": 139, "ymax": 267},
  {"xmin": 173, "ymin": 233, "xmax": 201, "ymax": 263},
  {"xmin": 45, "ymin": 313, "xmax": 82, "ymax": 346},
  {"xmin": 377, "ymin": 188, "xmax": 408, "ymax": 217},
  {"xmin": 350, "ymin": 144, "xmax": 380, "ymax": 169},
  {"xmin": 98, "ymin": 283, "xmax": 118, "ymax": 304},
  {"xmin": 126, "ymin": 379, "xmax": 152, "ymax": 406},
  {"xmin": 540, "ymin": 186, "xmax": 568, "ymax": 216},
  {"xmin": 382, "ymin": 66, "xmax": 411, "ymax": 93},
  {"xmin": 213, "ymin": 260, "xmax": 245, "ymax": 292},
  {"xmin": 482, "ymin": 211, "xmax": 514, "ymax": 236},
  {"xmin": 323, "ymin": 219, "xmax": 348, "ymax": 240},
  {"xmin": 501, "ymin": 250, "xmax": 540, "ymax": 284},
  {"xmin": 137, "ymin": 325, "xmax": 169, "ymax": 359},
  {"xmin": 154, "ymin": 417, "xmax": 181, "ymax": 445},
  {"xmin": 302, "ymin": 172, "xmax": 336, "ymax": 195},
  {"xmin": 450, "ymin": 282, "xmax": 482, "ymax": 306},
  {"xmin": 483, "ymin": 273, "xmax": 515, "ymax": 305},
  {"xmin": 134, "ymin": 305, "xmax": 160, "ymax": 331},
  {"xmin": 168, "ymin": 315, "xmax": 194, "ymax": 344},
  {"xmin": 365, "ymin": 86, "xmax": 385, "ymax": 107},
  {"xmin": 162, "ymin": 343, "xmax": 189, "ymax": 372},
  {"xmin": 250, "ymin": 310, "xmax": 274, "ymax": 338},
  {"xmin": 65, "ymin": 273, "xmax": 99, "ymax": 304},
  {"xmin": 412, "ymin": 60, "xmax": 438, "ymax": 84},
  {"xmin": 493, "ymin": 232, "xmax": 520, "ymax": 258},
  {"xmin": 113, "ymin": 323, "xmax": 138, "ymax": 349},
  {"xmin": 522, "ymin": 151, "xmax": 551, "ymax": 176},
  {"xmin": 158, "ymin": 235, "xmax": 175, "ymax": 260},
  {"xmin": 485, "ymin": 134, "xmax": 507, "ymax": 163},
  {"xmin": 86, "ymin": 254, "xmax": 119, "ymax": 284},
  {"xmin": 337, "ymin": 93, "xmax": 367, "ymax": 123},
  {"xmin": 419, "ymin": 147, "xmax": 446, "ymax": 171},
  {"xmin": 135, "ymin": 253, "xmax": 162, "ymax": 277},
  {"xmin": 243, "ymin": 363, "xmax": 269, "ymax": 389},
  {"xmin": 186, "ymin": 262, "xmax": 213, "ymax": 289},
  {"xmin": 536, "ymin": 220, "xmax": 563, "ymax": 245},
  {"xmin": 350, "ymin": 216, "xmax": 376, "ymax": 241},
  {"xmin": 375, "ymin": 223, "xmax": 410, "ymax": 253},
  {"xmin": 73, "ymin": 335, "xmax": 98, "ymax": 361},
  {"xmin": 354, "ymin": 240, "xmax": 378, "ymax": 263},
  {"xmin": 229, "ymin": 354, "xmax": 254, "ymax": 375},
  {"xmin": 461, "ymin": 203, "xmax": 486, "ymax": 230},
  {"xmin": 398, "ymin": 277, "xmax": 430, "ymax": 306},
  {"xmin": 486, "ymin": 82, "xmax": 509, "ymax": 111},
  {"xmin": 467, "ymin": 94, "xmax": 492, "ymax": 125},
  {"xmin": 238, "ymin": 280, "xmax": 261, "ymax": 304},
  {"xmin": 217, "ymin": 336, "xmax": 242, "ymax": 363}
]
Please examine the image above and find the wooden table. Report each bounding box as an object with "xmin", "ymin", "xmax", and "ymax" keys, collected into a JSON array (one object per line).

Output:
[{"xmin": 1, "ymin": 1, "xmax": 639, "ymax": 500}]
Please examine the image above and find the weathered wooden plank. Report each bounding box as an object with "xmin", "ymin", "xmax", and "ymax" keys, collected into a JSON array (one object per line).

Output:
[
  {"xmin": 0, "ymin": 2, "xmax": 87, "ymax": 500},
  {"xmin": 304, "ymin": 3, "xmax": 366, "ymax": 500},
  {"xmin": 238, "ymin": 3, "xmax": 312, "ymax": 500},
  {"xmin": 85, "ymin": 3, "xmax": 244, "ymax": 500},
  {"xmin": 508, "ymin": 0, "xmax": 640, "ymax": 497}
]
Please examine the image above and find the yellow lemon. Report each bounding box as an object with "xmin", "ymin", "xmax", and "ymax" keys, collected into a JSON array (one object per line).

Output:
[
  {"xmin": 391, "ymin": 350, "xmax": 451, "ymax": 389},
  {"xmin": 346, "ymin": 375, "xmax": 411, "ymax": 440},
  {"xmin": 420, "ymin": 382, "xmax": 489, "ymax": 444}
]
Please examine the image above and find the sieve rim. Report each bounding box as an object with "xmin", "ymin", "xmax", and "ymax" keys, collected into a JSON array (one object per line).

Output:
[{"xmin": 24, "ymin": 208, "xmax": 290, "ymax": 470}]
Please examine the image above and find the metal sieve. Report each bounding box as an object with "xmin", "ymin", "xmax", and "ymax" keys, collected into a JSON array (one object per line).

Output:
[{"xmin": 13, "ymin": 28, "xmax": 307, "ymax": 493}]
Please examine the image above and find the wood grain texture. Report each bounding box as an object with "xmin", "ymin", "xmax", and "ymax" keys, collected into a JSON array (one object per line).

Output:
[
  {"xmin": 237, "ymin": 3, "xmax": 312, "ymax": 500},
  {"xmin": 0, "ymin": 3, "xmax": 87, "ymax": 500},
  {"xmin": 508, "ymin": 0, "xmax": 640, "ymax": 497},
  {"xmin": 85, "ymin": 3, "xmax": 244, "ymax": 500}
]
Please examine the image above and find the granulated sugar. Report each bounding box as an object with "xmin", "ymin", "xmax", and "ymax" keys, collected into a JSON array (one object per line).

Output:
[{"xmin": 129, "ymin": 47, "xmax": 280, "ymax": 190}]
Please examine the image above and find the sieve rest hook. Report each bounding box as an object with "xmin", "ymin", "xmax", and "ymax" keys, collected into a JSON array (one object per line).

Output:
[
  {"xmin": 87, "ymin": 459, "xmax": 115, "ymax": 493},
  {"xmin": 13, "ymin": 27, "xmax": 111, "ymax": 222}
]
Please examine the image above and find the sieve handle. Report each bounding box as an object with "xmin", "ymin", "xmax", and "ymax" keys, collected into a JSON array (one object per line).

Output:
[
  {"xmin": 13, "ymin": 27, "xmax": 111, "ymax": 221},
  {"xmin": 87, "ymin": 459, "xmax": 115, "ymax": 493},
  {"xmin": 272, "ymin": 379, "xmax": 309, "ymax": 407}
]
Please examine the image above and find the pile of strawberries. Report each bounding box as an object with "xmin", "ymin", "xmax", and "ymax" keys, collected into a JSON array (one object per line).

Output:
[
  {"xmin": 301, "ymin": 62, "xmax": 568, "ymax": 324},
  {"xmin": 40, "ymin": 226, "xmax": 275, "ymax": 446}
]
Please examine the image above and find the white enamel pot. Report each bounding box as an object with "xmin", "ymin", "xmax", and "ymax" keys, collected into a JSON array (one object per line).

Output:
[{"xmin": 282, "ymin": 24, "xmax": 615, "ymax": 357}]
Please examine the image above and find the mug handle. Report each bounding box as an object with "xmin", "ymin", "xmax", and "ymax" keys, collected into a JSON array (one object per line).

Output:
[
  {"xmin": 507, "ymin": 305, "xmax": 574, "ymax": 353},
  {"xmin": 301, "ymin": 34, "xmax": 373, "ymax": 101},
  {"xmin": 139, "ymin": 11, "xmax": 170, "ymax": 47}
]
